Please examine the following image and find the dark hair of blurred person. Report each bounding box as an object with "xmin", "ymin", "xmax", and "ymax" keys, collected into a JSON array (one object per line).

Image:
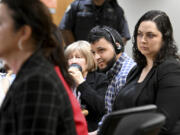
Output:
[
  {"xmin": 51, "ymin": 25, "xmax": 88, "ymax": 135},
  {"xmin": 48, "ymin": 24, "xmax": 76, "ymax": 88}
]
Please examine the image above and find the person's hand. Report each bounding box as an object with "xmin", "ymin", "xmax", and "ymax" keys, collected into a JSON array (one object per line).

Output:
[
  {"xmin": 88, "ymin": 130, "xmax": 97, "ymax": 135},
  {"xmin": 68, "ymin": 66, "xmax": 85, "ymax": 85},
  {"xmin": 82, "ymin": 109, "xmax": 89, "ymax": 116}
]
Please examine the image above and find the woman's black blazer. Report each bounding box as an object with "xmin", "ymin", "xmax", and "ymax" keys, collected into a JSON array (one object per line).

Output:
[{"xmin": 113, "ymin": 57, "xmax": 180, "ymax": 135}]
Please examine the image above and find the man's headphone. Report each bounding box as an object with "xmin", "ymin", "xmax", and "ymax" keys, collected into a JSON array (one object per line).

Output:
[{"xmin": 102, "ymin": 27, "xmax": 122, "ymax": 54}]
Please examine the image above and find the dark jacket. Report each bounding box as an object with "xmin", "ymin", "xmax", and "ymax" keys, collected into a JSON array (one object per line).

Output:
[
  {"xmin": 77, "ymin": 71, "xmax": 108, "ymax": 131},
  {"xmin": 113, "ymin": 57, "xmax": 180, "ymax": 135},
  {"xmin": 0, "ymin": 51, "xmax": 77, "ymax": 135},
  {"xmin": 60, "ymin": 0, "xmax": 130, "ymax": 41}
]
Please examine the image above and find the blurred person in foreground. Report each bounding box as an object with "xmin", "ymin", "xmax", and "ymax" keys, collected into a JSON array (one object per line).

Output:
[
  {"xmin": 0, "ymin": 0, "xmax": 77, "ymax": 134},
  {"xmin": 113, "ymin": 10, "xmax": 180, "ymax": 135}
]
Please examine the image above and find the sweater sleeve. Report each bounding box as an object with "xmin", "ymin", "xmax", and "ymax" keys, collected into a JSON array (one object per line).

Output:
[{"xmin": 77, "ymin": 72, "xmax": 108, "ymax": 115}]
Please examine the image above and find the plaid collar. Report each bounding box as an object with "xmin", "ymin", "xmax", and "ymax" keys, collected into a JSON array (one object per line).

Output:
[{"xmin": 106, "ymin": 52, "xmax": 127, "ymax": 80}]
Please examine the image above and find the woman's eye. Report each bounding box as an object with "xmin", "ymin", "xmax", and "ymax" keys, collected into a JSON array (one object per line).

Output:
[
  {"xmin": 137, "ymin": 32, "xmax": 143, "ymax": 37},
  {"xmin": 68, "ymin": 57, "xmax": 73, "ymax": 60},
  {"xmin": 147, "ymin": 33, "xmax": 155, "ymax": 38}
]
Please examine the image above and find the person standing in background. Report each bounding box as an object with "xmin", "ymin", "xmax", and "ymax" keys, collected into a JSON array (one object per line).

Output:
[{"xmin": 59, "ymin": 0, "xmax": 130, "ymax": 46}]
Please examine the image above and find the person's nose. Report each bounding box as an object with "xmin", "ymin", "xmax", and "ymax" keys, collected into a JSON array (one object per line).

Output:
[
  {"xmin": 141, "ymin": 35, "xmax": 147, "ymax": 43},
  {"xmin": 94, "ymin": 53, "xmax": 101, "ymax": 61}
]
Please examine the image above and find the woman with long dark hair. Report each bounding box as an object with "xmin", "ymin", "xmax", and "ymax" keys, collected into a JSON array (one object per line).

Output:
[{"xmin": 113, "ymin": 10, "xmax": 180, "ymax": 135}]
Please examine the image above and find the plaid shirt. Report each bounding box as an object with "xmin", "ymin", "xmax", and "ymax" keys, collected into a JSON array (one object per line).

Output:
[
  {"xmin": 105, "ymin": 52, "xmax": 136, "ymax": 113},
  {"xmin": 0, "ymin": 51, "xmax": 77, "ymax": 135}
]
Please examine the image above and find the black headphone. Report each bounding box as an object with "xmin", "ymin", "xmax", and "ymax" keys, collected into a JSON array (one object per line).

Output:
[{"xmin": 103, "ymin": 27, "xmax": 122, "ymax": 54}]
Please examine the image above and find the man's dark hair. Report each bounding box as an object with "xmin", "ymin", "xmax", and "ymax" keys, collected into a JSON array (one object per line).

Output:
[{"xmin": 88, "ymin": 25, "xmax": 124, "ymax": 53}]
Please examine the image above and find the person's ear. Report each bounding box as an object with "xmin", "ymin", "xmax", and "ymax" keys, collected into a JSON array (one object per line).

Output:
[
  {"xmin": 17, "ymin": 25, "xmax": 32, "ymax": 50},
  {"xmin": 19, "ymin": 25, "xmax": 32, "ymax": 43}
]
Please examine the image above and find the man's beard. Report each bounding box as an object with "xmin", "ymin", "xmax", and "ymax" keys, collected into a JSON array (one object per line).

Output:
[{"xmin": 98, "ymin": 54, "xmax": 116, "ymax": 73}]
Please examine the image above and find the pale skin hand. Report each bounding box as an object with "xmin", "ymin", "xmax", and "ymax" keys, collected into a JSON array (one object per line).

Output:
[
  {"xmin": 88, "ymin": 130, "xmax": 97, "ymax": 135},
  {"xmin": 68, "ymin": 67, "xmax": 85, "ymax": 85}
]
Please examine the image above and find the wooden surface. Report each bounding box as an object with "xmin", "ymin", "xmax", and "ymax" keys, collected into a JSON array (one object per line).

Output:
[{"xmin": 52, "ymin": 0, "xmax": 74, "ymax": 25}]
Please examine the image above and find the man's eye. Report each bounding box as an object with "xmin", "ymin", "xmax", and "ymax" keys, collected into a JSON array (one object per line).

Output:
[
  {"xmin": 91, "ymin": 51, "xmax": 95, "ymax": 55},
  {"xmin": 99, "ymin": 49, "xmax": 104, "ymax": 52}
]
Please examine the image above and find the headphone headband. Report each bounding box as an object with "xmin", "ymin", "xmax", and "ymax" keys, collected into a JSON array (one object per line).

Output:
[{"xmin": 103, "ymin": 27, "xmax": 122, "ymax": 54}]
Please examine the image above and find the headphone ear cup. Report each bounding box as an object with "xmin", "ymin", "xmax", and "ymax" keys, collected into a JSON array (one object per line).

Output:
[
  {"xmin": 117, "ymin": 45, "xmax": 121, "ymax": 50},
  {"xmin": 103, "ymin": 27, "xmax": 122, "ymax": 54},
  {"xmin": 114, "ymin": 43, "xmax": 122, "ymax": 54}
]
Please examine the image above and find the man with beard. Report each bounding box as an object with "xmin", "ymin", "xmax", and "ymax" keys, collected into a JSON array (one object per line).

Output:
[{"xmin": 88, "ymin": 25, "xmax": 136, "ymax": 134}]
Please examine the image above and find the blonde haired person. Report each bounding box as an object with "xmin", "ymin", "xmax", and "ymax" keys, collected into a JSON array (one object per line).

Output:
[
  {"xmin": 65, "ymin": 41, "xmax": 108, "ymax": 132},
  {"xmin": 65, "ymin": 41, "xmax": 97, "ymax": 79}
]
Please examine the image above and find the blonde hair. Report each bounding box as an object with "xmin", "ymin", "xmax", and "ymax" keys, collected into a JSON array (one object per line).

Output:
[{"xmin": 65, "ymin": 41, "xmax": 97, "ymax": 72}]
